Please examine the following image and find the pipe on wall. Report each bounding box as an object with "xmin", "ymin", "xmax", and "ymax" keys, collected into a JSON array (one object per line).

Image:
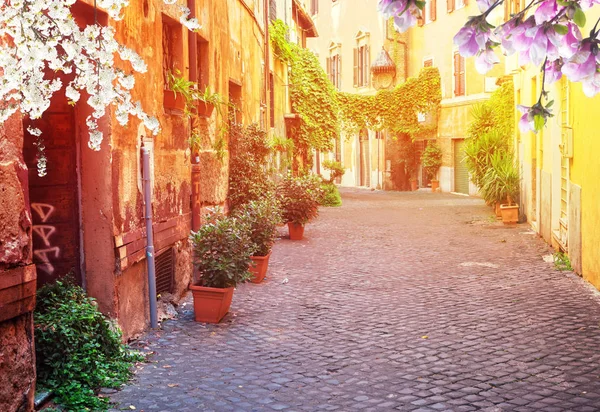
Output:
[{"xmin": 142, "ymin": 146, "xmax": 158, "ymax": 329}]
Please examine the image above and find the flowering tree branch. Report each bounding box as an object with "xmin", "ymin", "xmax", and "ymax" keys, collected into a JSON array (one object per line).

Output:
[
  {"xmin": 378, "ymin": 0, "xmax": 600, "ymax": 133},
  {"xmin": 0, "ymin": 0, "xmax": 201, "ymax": 175}
]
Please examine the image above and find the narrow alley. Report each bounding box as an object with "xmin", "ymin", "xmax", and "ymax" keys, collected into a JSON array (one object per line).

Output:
[{"xmin": 109, "ymin": 189, "xmax": 600, "ymax": 411}]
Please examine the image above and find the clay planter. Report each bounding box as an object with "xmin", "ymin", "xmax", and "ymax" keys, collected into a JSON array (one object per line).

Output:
[
  {"xmin": 249, "ymin": 252, "xmax": 271, "ymax": 284},
  {"xmin": 410, "ymin": 179, "xmax": 418, "ymax": 191},
  {"xmin": 500, "ymin": 204, "xmax": 519, "ymax": 225},
  {"xmin": 197, "ymin": 101, "xmax": 215, "ymax": 117},
  {"xmin": 288, "ymin": 222, "xmax": 305, "ymax": 240},
  {"xmin": 494, "ymin": 202, "xmax": 502, "ymax": 217},
  {"xmin": 431, "ymin": 180, "xmax": 439, "ymax": 192},
  {"xmin": 189, "ymin": 284, "xmax": 234, "ymax": 323},
  {"xmin": 163, "ymin": 90, "xmax": 186, "ymax": 112}
]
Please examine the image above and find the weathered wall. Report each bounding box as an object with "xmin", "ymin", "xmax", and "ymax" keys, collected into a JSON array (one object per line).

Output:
[{"xmin": 0, "ymin": 115, "xmax": 36, "ymax": 412}]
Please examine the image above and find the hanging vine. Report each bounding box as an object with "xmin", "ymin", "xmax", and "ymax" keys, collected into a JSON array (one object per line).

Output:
[
  {"xmin": 270, "ymin": 20, "xmax": 339, "ymax": 156},
  {"xmin": 270, "ymin": 19, "xmax": 441, "ymax": 150},
  {"xmin": 337, "ymin": 67, "xmax": 441, "ymax": 137}
]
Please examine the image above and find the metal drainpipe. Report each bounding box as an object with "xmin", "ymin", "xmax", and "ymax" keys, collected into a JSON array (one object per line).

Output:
[{"xmin": 142, "ymin": 146, "xmax": 158, "ymax": 329}]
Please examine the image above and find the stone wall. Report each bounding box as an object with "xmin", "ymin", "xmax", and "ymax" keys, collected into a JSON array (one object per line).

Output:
[{"xmin": 0, "ymin": 115, "xmax": 36, "ymax": 411}]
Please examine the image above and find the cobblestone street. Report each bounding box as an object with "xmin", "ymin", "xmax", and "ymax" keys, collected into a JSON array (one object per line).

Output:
[{"xmin": 110, "ymin": 189, "xmax": 600, "ymax": 411}]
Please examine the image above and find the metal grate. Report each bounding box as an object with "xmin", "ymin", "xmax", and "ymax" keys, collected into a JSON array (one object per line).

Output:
[{"xmin": 155, "ymin": 248, "xmax": 174, "ymax": 295}]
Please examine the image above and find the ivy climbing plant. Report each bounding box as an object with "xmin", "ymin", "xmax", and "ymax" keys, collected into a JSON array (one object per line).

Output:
[
  {"xmin": 270, "ymin": 20, "xmax": 339, "ymax": 157},
  {"xmin": 337, "ymin": 67, "xmax": 442, "ymax": 137}
]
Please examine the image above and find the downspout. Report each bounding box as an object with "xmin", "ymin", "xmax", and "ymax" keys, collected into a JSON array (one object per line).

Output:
[
  {"xmin": 142, "ymin": 146, "xmax": 158, "ymax": 329},
  {"xmin": 187, "ymin": 0, "xmax": 201, "ymax": 232},
  {"xmin": 264, "ymin": 0, "xmax": 270, "ymax": 130}
]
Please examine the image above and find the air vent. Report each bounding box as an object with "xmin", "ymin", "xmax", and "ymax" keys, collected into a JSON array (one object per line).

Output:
[{"xmin": 155, "ymin": 247, "xmax": 174, "ymax": 295}]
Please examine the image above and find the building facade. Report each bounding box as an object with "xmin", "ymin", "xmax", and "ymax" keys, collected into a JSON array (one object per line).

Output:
[
  {"xmin": 1, "ymin": 1, "xmax": 316, "ymax": 409},
  {"xmin": 308, "ymin": 0, "xmax": 404, "ymax": 189},
  {"xmin": 508, "ymin": 6, "xmax": 600, "ymax": 291}
]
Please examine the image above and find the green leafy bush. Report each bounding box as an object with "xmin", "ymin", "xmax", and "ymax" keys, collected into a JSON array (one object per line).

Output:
[
  {"xmin": 322, "ymin": 160, "xmax": 345, "ymax": 184},
  {"xmin": 235, "ymin": 196, "xmax": 282, "ymax": 257},
  {"xmin": 320, "ymin": 182, "xmax": 342, "ymax": 207},
  {"xmin": 35, "ymin": 278, "xmax": 143, "ymax": 411},
  {"xmin": 190, "ymin": 207, "xmax": 254, "ymax": 288},
  {"xmin": 480, "ymin": 152, "xmax": 520, "ymax": 205},
  {"xmin": 421, "ymin": 142, "xmax": 442, "ymax": 180},
  {"xmin": 464, "ymin": 130, "xmax": 512, "ymax": 189},
  {"xmin": 228, "ymin": 121, "xmax": 274, "ymax": 211},
  {"xmin": 278, "ymin": 174, "xmax": 323, "ymax": 225}
]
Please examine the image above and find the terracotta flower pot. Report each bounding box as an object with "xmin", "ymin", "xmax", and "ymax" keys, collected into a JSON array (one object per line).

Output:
[
  {"xmin": 163, "ymin": 90, "xmax": 186, "ymax": 111},
  {"xmin": 189, "ymin": 284, "xmax": 234, "ymax": 323},
  {"xmin": 249, "ymin": 251, "xmax": 271, "ymax": 284},
  {"xmin": 288, "ymin": 222, "xmax": 305, "ymax": 240},
  {"xmin": 431, "ymin": 180, "xmax": 439, "ymax": 192},
  {"xmin": 495, "ymin": 202, "xmax": 502, "ymax": 217},
  {"xmin": 197, "ymin": 101, "xmax": 215, "ymax": 117},
  {"xmin": 410, "ymin": 180, "xmax": 418, "ymax": 191},
  {"xmin": 500, "ymin": 204, "xmax": 519, "ymax": 225}
]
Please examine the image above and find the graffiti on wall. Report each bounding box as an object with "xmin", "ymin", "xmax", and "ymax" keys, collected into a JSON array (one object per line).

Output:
[{"xmin": 31, "ymin": 203, "xmax": 60, "ymax": 275}]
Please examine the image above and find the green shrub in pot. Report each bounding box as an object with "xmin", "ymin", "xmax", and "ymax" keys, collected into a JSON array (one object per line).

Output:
[
  {"xmin": 277, "ymin": 173, "xmax": 323, "ymax": 225},
  {"xmin": 190, "ymin": 207, "xmax": 254, "ymax": 288},
  {"xmin": 235, "ymin": 196, "xmax": 282, "ymax": 257}
]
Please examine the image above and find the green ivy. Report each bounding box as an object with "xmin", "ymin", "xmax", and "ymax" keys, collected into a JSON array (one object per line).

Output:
[
  {"xmin": 338, "ymin": 68, "xmax": 441, "ymax": 136},
  {"xmin": 35, "ymin": 277, "xmax": 144, "ymax": 411},
  {"xmin": 270, "ymin": 20, "xmax": 339, "ymax": 156}
]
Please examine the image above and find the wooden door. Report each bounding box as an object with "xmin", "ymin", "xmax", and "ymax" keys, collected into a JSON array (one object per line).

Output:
[
  {"xmin": 359, "ymin": 130, "xmax": 370, "ymax": 187},
  {"xmin": 23, "ymin": 95, "xmax": 80, "ymax": 286}
]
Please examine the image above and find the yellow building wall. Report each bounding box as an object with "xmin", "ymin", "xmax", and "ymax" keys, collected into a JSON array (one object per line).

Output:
[{"xmin": 571, "ymin": 86, "xmax": 600, "ymax": 288}]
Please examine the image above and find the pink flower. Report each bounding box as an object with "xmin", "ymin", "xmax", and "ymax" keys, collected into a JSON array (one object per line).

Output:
[
  {"xmin": 475, "ymin": 46, "xmax": 500, "ymax": 73},
  {"xmin": 544, "ymin": 59, "xmax": 563, "ymax": 84},
  {"xmin": 454, "ymin": 25, "xmax": 489, "ymax": 57},
  {"xmin": 534, "ymin": 0, "xmax": 560, "ymax": 25},
  {"xmin": 517, "ymin": 105, "xmax": 535, "ymax": 133},
  {"xmin": 548, "ymin": 22, "xmax": 581, "ymax": 59},
  {"xmin": 378, "ymin": 0, "xmax": 407, "ymax": 17},
  {"xmin": 582, "ymin": 72, "xmax": 600, "ymax": 97},
  {"xmin": 394, "ymin": 5, "xmax": 420, "ymax": 32},
  {"xmin": 562, "ymin": 42, "xmax": 596, "ymax": 82},
  {"xmin": 476, "ymin": 0, "xmax": 494, "ymax": 13}
]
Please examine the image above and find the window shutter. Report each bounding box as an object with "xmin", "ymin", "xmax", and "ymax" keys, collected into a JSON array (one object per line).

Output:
[
  {"xmin": 418, "ymin": 6, "xmax": 425, "ymax": 26},
  {"xmin": 431, "ymin": 0, "xmax": 437, "ymax": 21},
  {"xmin": 336, "ymin": 54, "xmax": 342, "ymax": 90},
  {"xmin": 447, "ymin": 0, "xmax": 454, "ymax": 12},
  {"xmin": 353, "ymin": 47, "xmax": 358, "ymax": 87},
  {"xmin": 459, "ymin": 55, "xmax": 465, "ymax": 96},
  {"xmin": 366, "ymin": 45, "xmax": 371, "ymax": 87},
  {"xmin": 453, "ymin": 52, "xmax": 459, "ymax": 96}
]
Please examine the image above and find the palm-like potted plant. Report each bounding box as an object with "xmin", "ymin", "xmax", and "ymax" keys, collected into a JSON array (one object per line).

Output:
[
  {"xmin": 189, "ymin": 208, "xmax": 254, "ymax": 323},
  {"xmin": 278, "ymin": 174, "xmax": 323, "ymax": 240},
  {"xmin": 235, "ymin": 196, "xmax": 282, "ymax": 283},
  {"xmin": 481, "ymin": 152, "xmax": 520, "ymax": 224},
  {"xmin": 421, "ymin": 142, "xmax": 443, "ymax": 192}
]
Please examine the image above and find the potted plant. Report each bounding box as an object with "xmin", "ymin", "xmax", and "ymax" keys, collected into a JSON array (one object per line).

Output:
[
  {"xmin": 278, "ymin": 173, "xmax": 323, "ymax": 240},
  {"xmin": 189, "ymin": 207, "xmax": 254, "ymax": 323},
  {"xmin": 481, "ymin": 153, "xmax": 520, "ymax": 224},
  {"xmin": 421, "ymin": 142, "xmax": 443, "ymax": 192},
  {"xmin": 235, "ymin": 197, "xmax": 282, "ymax": 283}
]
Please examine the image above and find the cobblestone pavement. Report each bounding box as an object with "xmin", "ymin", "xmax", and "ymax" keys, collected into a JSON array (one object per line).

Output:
[{"xmin": 110, "ymin": 189, "xmax": 600, "ymax": 411}]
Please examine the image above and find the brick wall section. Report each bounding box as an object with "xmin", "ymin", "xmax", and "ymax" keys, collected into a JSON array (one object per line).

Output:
[{"xmin": 0, "ymin": 114, "xmax": 36, "ymax": 411}]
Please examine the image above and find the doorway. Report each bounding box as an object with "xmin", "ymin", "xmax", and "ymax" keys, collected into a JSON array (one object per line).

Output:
[
  {"xmin": 23, "ymin": 92, "xmax": 81, "ymax": 286},
  {"xmin": 359, "ymin": 129, "xmax": 370, "ymax": 187}
]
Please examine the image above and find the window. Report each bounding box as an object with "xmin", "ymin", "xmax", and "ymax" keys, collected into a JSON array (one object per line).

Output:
[
  {"xmin": 424, "ymin": 58, "xmax": 433, "ymax": 67},
  {"xmin": 327, "ymin": 54, "xmax": 341, "ymax": 90},
  {"xmin": 162, "ymin": 14, "xmax": 184, "ymax": 89},
  {"xmin": 354, "ymin": 43, "xmax": 370, "ymax": 88},
  {"xmin": 419, "ymin": 0, "xmax": 436, "ymax": 25},
  {"xmin": 447, "ymin": 0, "xmax": 467, "ymax": 12},
  {"xmin": 453, "ymin": 51, "xmax": 465, "ymax": 96},
  {"xmin": 310, "ymin": 0, "xmax": 319, "ymax": 15},
  {"xmin": 504, "ymin": 0, "xmax": 522, "ymax": 21}
]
